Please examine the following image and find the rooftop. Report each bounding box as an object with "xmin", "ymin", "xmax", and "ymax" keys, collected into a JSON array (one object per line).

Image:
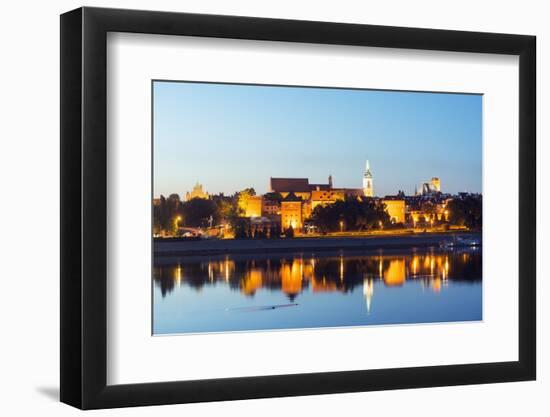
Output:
[{"xmin": 270, "ymin": 177, "xmax": 310, "ymax": 193}]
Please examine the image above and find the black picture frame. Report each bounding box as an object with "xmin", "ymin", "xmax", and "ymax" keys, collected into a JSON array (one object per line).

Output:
[{"xmin": 60, "ymin": 6, "xmax": 536, "ymax": 410}]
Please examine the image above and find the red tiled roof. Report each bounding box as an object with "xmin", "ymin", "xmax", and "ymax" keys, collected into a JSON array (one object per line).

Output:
[{"xmin": 270, "ymin": 178, "xmax": 310, "ymax": 192}]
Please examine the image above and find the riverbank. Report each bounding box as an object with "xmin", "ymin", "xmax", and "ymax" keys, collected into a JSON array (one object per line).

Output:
[{"xmin": 154, "ymin": 231, "xmax": 481, "ymax": 256}]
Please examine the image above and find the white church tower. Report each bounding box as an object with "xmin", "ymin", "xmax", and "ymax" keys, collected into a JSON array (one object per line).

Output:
[{"xmin": 363, "ymin": 160, "xmax": 374, "ymax": 197}]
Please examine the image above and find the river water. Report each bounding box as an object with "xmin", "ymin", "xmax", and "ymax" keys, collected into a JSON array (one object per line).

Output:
[{"xmin": 153, "ymin": 247, "xmax": 482, "ymax": 334}]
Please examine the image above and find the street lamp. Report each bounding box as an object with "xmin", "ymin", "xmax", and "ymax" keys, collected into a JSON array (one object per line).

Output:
[
  {"xmin": 339, "ymin": 220, "xmax": 344, "ymax": 232},
  {"xmin": 173, "ymin": 216, "xmax": 182, "ymax": 237}
]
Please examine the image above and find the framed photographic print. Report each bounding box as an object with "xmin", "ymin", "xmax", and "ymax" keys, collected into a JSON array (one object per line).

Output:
[{"xmin": 60, "ymin": 6, "xmax": 536, "ymax": 409}]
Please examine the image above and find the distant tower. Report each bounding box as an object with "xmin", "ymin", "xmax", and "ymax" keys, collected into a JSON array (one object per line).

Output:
[
  {"xmin": 430, "ymin": 177, "xmax": 441, "ymax": 192},
  {"xmin": 328, "ymin": 174, "xmax": 333, "ymax": 188},
  {"xmin": 363, "ymin": 160, "xmax": 374, "ymax": 197}
]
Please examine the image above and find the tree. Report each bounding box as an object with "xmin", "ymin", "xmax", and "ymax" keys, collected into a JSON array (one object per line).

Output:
[
  {"xmin": 153, "ymin": 194, "xmax": 184, "ymax": 236},
  {"xmin": 168, "ymin": 193, "xmax": 181, "ymax": 203},
  {"xmin": 284, "ymin": 225, "xmax": 295, "ymax": 238},
  {"xmin": 217, "ymin": 197, "xmax": 235, "ymax": 220},
  {"xmin": 236, "ymin": 188, "xmax": 257, "ymax": 213},
  {"xmin": 310, "ymin": 197, "xmax": 389, "ymax": 232},
  {"xmin": 270, "ymin": 223, "xmax": 281, "ymax": 239},
  {"xmin": 447, "ymin": 195, "xmax": 482, "ymax": 229},
  {"xmin": 181, "ymin": 198, "xmax": 218, "ymax": 227},
  {"xmin": 232, "ymin": 217, "xmax": 249, "ymax": 239}
]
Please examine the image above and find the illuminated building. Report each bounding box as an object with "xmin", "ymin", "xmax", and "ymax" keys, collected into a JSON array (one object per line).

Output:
[
  {"xmin": 310, "ymin": 190, "xmax": 345, "ymax": 210},
  {"xmin": 363, "ymin": 160, "xmax": 374, "ymax": 197},
  {"xmin": 269, "ymin": 165, "xmax": 368, "ymax": 225},
  {"xmin": 407, "ymin": 200, "xmax": 450, "ymax": 226},
  {"xmin": 244, "ymin": 195, "xmax": 263, "ymax": 217},
  {"xmin": 281, "ymin": 192, "xmax": 303, "ymax": 230},
  {"xmin": 300, "ymin": 199, "xmax": 312, "ymax": 221},
  {"xmin": 383, "ymin": 199, "xmax": 405, "ymax": 223},
  {"xmin": 419, "ymin": 177, "xmax": 441, "ymax": 196},
  {"xmin": 431, "ymin": 177, "xmax": 441, "ymax": 192},
  {"xmin": 185, "ymin": 182, "xmax": 209, "ymax": 201},
  {"xmin": 269, "ymin": 177, "xmax": 315, "ymax": 200},
  {"xmin": 262, "ymin": 199, "xmax": 280, "ymax": 215},
  {"xmin": 225, "ymin": 165, "xmax": 455, "ymax": 233}
]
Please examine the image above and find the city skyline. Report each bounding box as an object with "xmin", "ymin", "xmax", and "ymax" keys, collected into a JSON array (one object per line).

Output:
[{"xmin": 153, "ymin": 81, "xmax": 482, "ymax": 197}]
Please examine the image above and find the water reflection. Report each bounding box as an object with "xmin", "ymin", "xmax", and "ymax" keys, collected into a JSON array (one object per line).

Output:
[{"xmin": 153, "ymin": 249, "xmax": 481, "ymax": 305}]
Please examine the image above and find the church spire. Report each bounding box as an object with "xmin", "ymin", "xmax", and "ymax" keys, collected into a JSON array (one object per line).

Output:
[
  {"xmin": 363, "ymin": 159, "xmax": 374, "ymax": 197},
  {"xmin": 364, "ymin": 160, "xmax": 372, "ymax": 178}
]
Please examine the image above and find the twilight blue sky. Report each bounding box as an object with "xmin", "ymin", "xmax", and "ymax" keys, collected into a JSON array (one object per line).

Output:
[{"xmin": 153, "ymin": 81, "xmax": 482, "ymax": 197}]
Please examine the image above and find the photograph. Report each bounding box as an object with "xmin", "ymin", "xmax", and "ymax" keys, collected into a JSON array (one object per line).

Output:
[
  {"xmin": 53, "ymin": 4, "xmax": 538, "ymax": 412},
  {"xmin": 152, "ymin": 81, "xmax": 483, "ymax": 335}
]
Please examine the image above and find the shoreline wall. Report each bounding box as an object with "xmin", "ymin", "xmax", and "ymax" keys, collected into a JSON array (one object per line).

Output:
[{"xmin": 154, "ymin": 232, "xmax": 482, "ymax": 257}]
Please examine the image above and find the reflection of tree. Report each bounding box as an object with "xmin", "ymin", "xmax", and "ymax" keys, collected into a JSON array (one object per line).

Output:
[
  {"xmin": 152, "ymin": 250, "xmax": 482, "ymax": 298},
  {"xmin": 153, "ymin": 266, "xmax": 175, "ymax": 297}
]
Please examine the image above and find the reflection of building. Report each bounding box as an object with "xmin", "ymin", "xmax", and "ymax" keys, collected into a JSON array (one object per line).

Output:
[
  {"xmin": 280, "ymin": 260, "xmax": 303, "ymax": 297},
  {"xmin": 383, "ymin": 199, "xmax": 405, "ymax": 223},
  {"xmin": 363, "ymin": 160, "xmax": 374, "ymax": 197},
  {"xmin": 241, "ymin": 268, "xmax": 263, "ymax": 295},
  {"xmin": 383, "ymin": 259, "xmax": 406, "ymax": 286},
  {"xmin": 185, "ymin": 182, "xmax": 209, "ymax": 201},
  {"xmin": 363, "ymin": 278, "xmax": 374, "ymax": 313},
  {"xmin": 281, "ymin": 192, "xmax": 303, "ymax": 230},
  {"xmin": 154, "ymin": 251, "xmax": 469, "ymax": 300}
]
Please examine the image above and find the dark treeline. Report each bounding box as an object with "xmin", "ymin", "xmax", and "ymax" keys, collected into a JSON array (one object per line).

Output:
[
  {"xmin": 153, "ymin": 190, "xmax": 260, "ymax": 236},
  {"xmin": 153, "ymin": 194, "xmax": 183, "ymax": 235},
  {"xmin": 446, "ymin": 195, "xmax": 482, "ymax": 230},
  {"xmin": 310, "ymin": 198, "xmax": 390, "ymax": 233},
  {"xmin": 154, "ymin": 193, "xmax": 234, "ymax": 235}
]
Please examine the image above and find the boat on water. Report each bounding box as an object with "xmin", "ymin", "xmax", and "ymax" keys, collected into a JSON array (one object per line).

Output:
[{"xmin": 440, "ymin": 235, "xmax": 481, "ymax": 249}]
